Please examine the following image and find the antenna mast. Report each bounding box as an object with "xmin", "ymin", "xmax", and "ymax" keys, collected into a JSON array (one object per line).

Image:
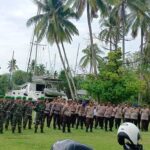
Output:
[{"xmin": 27, "ymin": 1, "xmax": 42, "ymax": 73}]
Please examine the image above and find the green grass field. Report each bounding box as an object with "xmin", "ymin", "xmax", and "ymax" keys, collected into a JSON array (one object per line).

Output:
[{"xmin": 0, "ymin": 126, "xmax": 150, "ymax": 150}]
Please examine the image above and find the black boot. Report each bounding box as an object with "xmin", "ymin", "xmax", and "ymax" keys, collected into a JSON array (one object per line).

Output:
[
  {"xmin": 41, "ymin": 128, "xmax": 44, "ymax": 133},
  {"xmin": 34, "ymin": 127, "xmax": 37, "ymax": 133},
  {"xmin": 12, "ymin": 128, "xmax": 15, "ymax": 133},
  {"xmin": 0, "ymin": 129, "xmax": 3, "ymax": 134},
  {"xmin": 5, "ymin": 126, "xmax": 8, "ymax": 130},
  {"xmin": 18, "ymin": 127, "xmax": 21, "ymax": 133},
  {"xmin": 86, "ymin": 128, "xmax": 88, "ymax": 132},
  {"xmin": 68, "ymin": 128, "xmax": 71, "ymax": 133}
]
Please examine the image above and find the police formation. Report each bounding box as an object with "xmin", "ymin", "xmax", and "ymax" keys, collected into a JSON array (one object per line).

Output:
[{"xmin": 0, "ymin": 95, "xmax": 150, "ymax": 134}]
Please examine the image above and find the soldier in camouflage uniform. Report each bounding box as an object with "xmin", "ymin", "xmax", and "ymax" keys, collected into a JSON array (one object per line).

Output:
[
  {"xmin": 23, "ymin": 98, "xmax": 33, "ymax": 130},
  {"xmin": 22, "ymin": 97, "xmax": 27, "ymax": 123},
  {"xmin": 5, "ymin": 96, "xmax": 14, "ymax": 130},
  {"xmin": 34, "ymin": 97, "xmax": 46, "ymax": 133},
  {"xmin": 11, "ymin": 97, "xmax": 23, "ymax": 133},
  {"xmin": 0, "ymin": 96, "xmax": 4, "ymax": 134}
]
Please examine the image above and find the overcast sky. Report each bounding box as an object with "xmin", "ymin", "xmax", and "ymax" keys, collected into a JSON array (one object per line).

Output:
[{"xmin": 0, "ymin": 0, "xmax": 141, "ymax": 74}]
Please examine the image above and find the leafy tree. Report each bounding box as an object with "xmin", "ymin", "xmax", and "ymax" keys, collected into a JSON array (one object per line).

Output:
[
  {"xmin": 58, "ymin": 70, "xmax": 71, "ymax": 98},
  {"xmin": 0, "ymin": 74, "xmax": 9, "ymax": 95},
  {"xmin": 82, "ymin": 49, "xmax": 144, "ymax": 103},
  {"xmin": 35, "ymin": 64, "xmax": 46, "ymax": 76},
  {"xmin": 12, "ymin": 70, "xmax": 30, "ymax": 86}
]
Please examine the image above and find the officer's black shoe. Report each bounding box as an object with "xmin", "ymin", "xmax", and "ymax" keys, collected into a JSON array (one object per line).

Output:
[
  {"xmin": 12, "ymin": 129, "xmax": 15, "ymax": 133},
  {"xmin": 41, "ymin": 128, "xmax": 44, "ymax": 133},
  {"xmin": 34, "ymin": 128, "xmax": 37, "ymax": 133},
  {"xmin": 18, "ymin": 127, "xmax": 21, "ymax": 133},
  {"xmin": 0, "ymin": 130, "xmax": 3, "ymax": 134},
  {"xmin": 109, "ymin": 129, "xmax": 113, "ymax": 132}
]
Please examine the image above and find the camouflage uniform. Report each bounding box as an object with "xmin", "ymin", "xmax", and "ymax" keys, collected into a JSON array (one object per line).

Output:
[
  {"xmin": 0, "ymin": 100, "xmax": 4, "ymax": 133},
  {"xmin": 5, "ymin": 101, "xmax": 13, "ymax": 130},
  {"xmin": 11, "ymin": 101, "xmax": 23, "ymax": 133},
  {"xmin": 34, "ymin": 101, "xmax": 45, "ymax": 133},
  {"xmin": 23, "ymin": 102, "xmax": 33, "ymax": 129}
]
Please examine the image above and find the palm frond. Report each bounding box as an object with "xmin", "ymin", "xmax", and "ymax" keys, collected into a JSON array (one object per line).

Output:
[{"xmin": 27, "ymin": 14, "xmax": 44, "ymax": 27}]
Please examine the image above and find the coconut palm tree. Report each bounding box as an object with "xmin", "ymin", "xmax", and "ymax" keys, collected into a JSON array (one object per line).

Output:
[
  {"xmin": 8, "ymin": 58, "xmax": 18, "ymax": 90},
  {"xmin": 8, "ymin": 59, "xmax": 18, "ymax": 73},
  {"xmin": 80, "ymin": 43, "xmax": 103, "ymax": 72},
  {"xmin": 108, "ymin": 0, "xmax": 149, "ymax": 63},
  {"xmin": 127, "ymin": 5, "xmax": 150, "ymax": 58},
  {"xmin": 27, "ymin": 0, "xmax": 79, "ymax": 99},
  {"xmin": 35, "ymin": 64, "xmax": 46, "ymax": 76},
  {"xmin": 99, "ymin": 15, "xmax": 122, "ymax": 51},
  {"xmin": 66, "ymin": 0, "xmax": 108, "ymax": 75},
  {"xmin": 29, "ymin": 60, "xmax": 36, "ymax": 74}
]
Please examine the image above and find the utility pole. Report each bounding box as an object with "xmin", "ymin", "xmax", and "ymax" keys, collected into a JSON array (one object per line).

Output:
[
  {"xmin": 30, "ymin": 42, "xmax": 46, "ymax": 75},
  {"xmin": 27, "ymin": 0, "xmax": 42, "ymax": 73}
]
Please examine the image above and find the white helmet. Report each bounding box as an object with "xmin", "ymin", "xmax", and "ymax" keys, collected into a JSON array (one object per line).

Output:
[{"xmin": 117, "ymin": 122, "xmax": 141, "ymax": 146}]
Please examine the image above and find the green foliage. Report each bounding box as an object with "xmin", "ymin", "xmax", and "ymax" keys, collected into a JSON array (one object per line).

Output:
[
  {"xmin": 0, "ymin": 71, "xmax": 31, "ymax": 95},
  {"xmin": 58, "ymin": 70, "xmax": 71, "ymax": 98},
  {"xmin": 27, "ymin": 0, "xmax": 79, "ymax": 44},
  {"xmin": 13, "ymin": 70, "xmax": 30, "ymax": 86},
  {"xmin": 0, "ymin": 74, "xmax": 9, "ymax": 95},
  {"xmin": 74, "ymin": 75, "xmax": 85, "ymax": 90},
  {"xmin": 82, "ymin": 49, "xmax": 144, "ymax": 103}
]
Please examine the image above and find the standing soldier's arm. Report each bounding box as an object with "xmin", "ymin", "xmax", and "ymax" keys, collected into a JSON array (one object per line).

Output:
[
  {"xmin": 85, "ymin": 106, "xmax": 88, "ymax": 116},
  {"xmin": 50, "ymin": 104, "xmax": 55, "ymax": 116}
]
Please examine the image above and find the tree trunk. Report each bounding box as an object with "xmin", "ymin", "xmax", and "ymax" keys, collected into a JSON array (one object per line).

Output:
[
  {"xmin": 61, "ymin": 41, "xmax": 78, "ymax": 99},
  {"xmin": 121, "ymin": 0, "xmax": 126, "ymax": 63},
  {"xmin": 90, "ymin": 53, "xmax": 92, "ymax": 73},
  {"xmin": 115, "ymin": 26, "xmax": 119, "ymax": 50},
  {"xmin": 54, "ymin": 35, "xmax": 75, "ymax": 99},
  {"xmin": 140, "ymin": 29, "xmax": 144, "ymax": 61},
  {"xmin": 110, "ymin": 30, "xmax": 112, "ymax": 51},
  {"xmin": 138, "ymin": 28, "xmax": 144, "ymax": 104},
  {"xmin": 87, "ymin": 2, "xmax": 97, "ymax": 75}
]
